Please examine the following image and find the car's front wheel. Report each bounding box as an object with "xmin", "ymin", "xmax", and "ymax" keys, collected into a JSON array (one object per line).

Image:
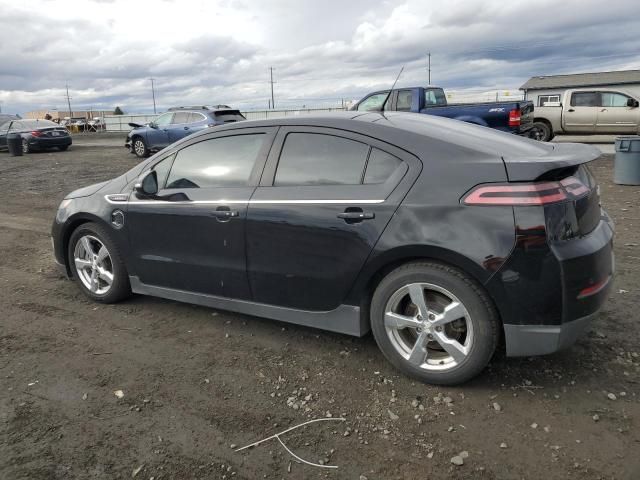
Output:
[
  {"xmin": 132, "ymin": 137, "xmax": 149, "ymax": 158},
  {"xmin": 370, "ymin": 262, "xmax": 499, "ymax": 385},
  {"xmin": 68, "ymin": 222, "xmax": 131, "ymax": 303}
]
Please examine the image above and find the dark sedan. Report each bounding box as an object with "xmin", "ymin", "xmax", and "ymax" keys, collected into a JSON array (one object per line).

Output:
[
  {"xmin": 0, "ymin": 119, "xmax": 72, "ymax": 153},
  {"xmin": 51, "ymin": 112, "xmax": 614, "ymax": 384}
]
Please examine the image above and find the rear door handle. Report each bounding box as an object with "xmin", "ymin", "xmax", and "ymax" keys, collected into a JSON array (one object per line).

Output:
[
  {"xmin": 337, "ymin": 211, "xmax": 375, "ymax": 221},
  {"xmin": 213, "ymin": 207, "xmax": 239, "ymax": 221},
  {"xmin": 567, "ymin": 109, "xmax": 575, "ymax": 112}
]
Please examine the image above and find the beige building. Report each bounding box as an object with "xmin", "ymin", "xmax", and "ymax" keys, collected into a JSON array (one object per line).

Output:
[{"xmin": 24, "ymin": 110, "xmax": 108, "ymax": 120}]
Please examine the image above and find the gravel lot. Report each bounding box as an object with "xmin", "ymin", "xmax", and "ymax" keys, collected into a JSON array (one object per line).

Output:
[{"xmin": 1, "ymin": 134, "xmax": 638, "ymax": 479}]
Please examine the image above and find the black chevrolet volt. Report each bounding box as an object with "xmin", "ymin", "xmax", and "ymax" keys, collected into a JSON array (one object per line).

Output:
[{"xmin": 51, "ymin": 112, "xmax": 614, "ymax": 384}]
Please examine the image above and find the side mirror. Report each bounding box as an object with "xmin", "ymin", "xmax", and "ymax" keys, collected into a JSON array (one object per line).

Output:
[
  {"xmin": 627, "ymin": 98, "xmax": 639, "ymax": 108},
  {"xmin": 149, "ymin": 122, "xmax": 158, "ymax": 129},
  {"xmin": 135, "ymin": 170, "xmax": 158, "ymax": 196}
]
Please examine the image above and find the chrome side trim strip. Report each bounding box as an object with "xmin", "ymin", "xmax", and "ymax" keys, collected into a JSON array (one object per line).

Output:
[{"xmin": 106, "ymin": 195, "xmax": 384, "ymax": 205}]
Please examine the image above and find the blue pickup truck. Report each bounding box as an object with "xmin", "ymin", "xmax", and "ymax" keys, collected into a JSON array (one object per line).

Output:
[{"xmin": 352, "ymin": 86, "xmax": 536, "ymax": 137}]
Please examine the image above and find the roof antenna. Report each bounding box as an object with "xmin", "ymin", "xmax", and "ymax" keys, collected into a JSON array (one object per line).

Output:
[{"xmin": 379, "ymin": 66, "xmax": 404, "ymax": 114}]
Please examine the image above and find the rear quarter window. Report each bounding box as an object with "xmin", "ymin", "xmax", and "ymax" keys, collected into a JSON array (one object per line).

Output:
[{"xmin": 364, "ymin": 149, "xmax": 406, "ymax": 184}]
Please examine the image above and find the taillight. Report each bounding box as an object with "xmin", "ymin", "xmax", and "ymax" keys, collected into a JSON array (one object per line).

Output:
[
  {"xmin": 508, "ymin": 109, "xmax": 521, "ymax": 127},
  {"xmin": 463, "ymin": 176, "xmax": 591, "ymax": 206},
  {"xmin": 30, "ymin": 130, "xmax": 43, "ymax": 137}
]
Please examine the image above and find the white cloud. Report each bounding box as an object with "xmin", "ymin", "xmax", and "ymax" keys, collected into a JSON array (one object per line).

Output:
[{"xmin": 0, "ymin": 0, "xmax": 639, "ymax": 114}]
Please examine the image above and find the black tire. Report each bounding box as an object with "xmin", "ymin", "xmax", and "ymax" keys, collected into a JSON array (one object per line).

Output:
[
  {"xmin": 22, "ymin": 138, "xmax": 31, "ymax": 154},
  {"xmin": 132, "ymin": 136, "xmax": 149, "ymax": 158},
  {"xmin": 58, "ymin": 145, "xmax": 69, "ymax": 151},
  {"xmin": 370, "ymin": 261, "xmax": 499, "ymax": 385},
  {"xmin": 532, "ymin": 121, "xmax": 553, "ymax": 142},
  {"xmin": 68, "ymin": 222, "xmax": 131, "ymax": 303}
]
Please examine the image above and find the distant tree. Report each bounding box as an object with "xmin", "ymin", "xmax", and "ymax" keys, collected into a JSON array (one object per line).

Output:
[{"xmin": 113, "ymin": 106, "xmax": 124, "ymax": 115}]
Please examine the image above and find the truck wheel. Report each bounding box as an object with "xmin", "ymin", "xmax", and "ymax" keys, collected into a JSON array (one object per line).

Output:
[
  {"xmin": 370, "ymin": 261, "xmax": 499, "ymax": 385},
  {"xmin": 532, "ymin": 121, "xmax": 553, "ymax": 142}
]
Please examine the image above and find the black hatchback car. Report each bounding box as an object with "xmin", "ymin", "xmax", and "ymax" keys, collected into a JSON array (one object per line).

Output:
[
  {"xmin": 1, "ymin": 119, "xmax": 72, "ymax": 153},
  {"xmin": 51, "ymin": 112, "xmax": 614, "ymax": 384}
]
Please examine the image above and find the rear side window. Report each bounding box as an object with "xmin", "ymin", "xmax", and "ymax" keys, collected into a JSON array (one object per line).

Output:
[
  {"xmin": 165, "ymin": 134, "xmax": 265, "ymax": 189},
  {"xmin": 396, "ymin": 90, "xmax": 413, "ymax": 111},
  {"xmin": 172, "ymin": 112, "xmax": 191, "ymax": 124},
  {"xmin": 274, "ymin": 133, "xmax": 369, "ymax": 186},
  {"xmin": 188, "ymin": 112, "xmax": 207, "ymax": 123},
  {"xmin": 570, "ymin": 92, "xmax": 599, "ymax": 107},
  {"xmin": 364, "ymin": 148, "xmax": 404, "ymax": 184}
]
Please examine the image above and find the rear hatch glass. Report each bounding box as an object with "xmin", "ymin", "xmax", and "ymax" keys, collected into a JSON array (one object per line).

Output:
[{"xmin": 214, "ymin": 111, "xmax": 245, "ymax": 123}]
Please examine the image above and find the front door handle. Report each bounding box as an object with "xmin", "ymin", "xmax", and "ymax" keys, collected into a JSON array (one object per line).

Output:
[
  {"xmin": 213, "ymin": 207, "xmax": 239, "ymax": 222},
  {"xmin": 567, "ymin": 109, "xmax": 575, "ymax": 112},
  {"xmin": 184, "ymin": 126, "xmax": 190, "ymax": 130}
]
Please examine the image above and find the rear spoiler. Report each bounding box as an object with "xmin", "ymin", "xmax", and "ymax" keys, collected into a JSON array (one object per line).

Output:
[{"xmin": 502, "ymin": 143, "xmax": 601, "ymax": 182}]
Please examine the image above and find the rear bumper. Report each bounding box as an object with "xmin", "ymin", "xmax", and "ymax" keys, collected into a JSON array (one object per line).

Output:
[
  {"xmin": 504, "ymin": 312, "xmax": 597, "ymax": 356},
  {"xmin": 491, "ymin": 210, "xmax": 614, "ymax": 357},
  {"xmin": 30, "ymin": 137, "xmax": 72, "ymax": 149}
]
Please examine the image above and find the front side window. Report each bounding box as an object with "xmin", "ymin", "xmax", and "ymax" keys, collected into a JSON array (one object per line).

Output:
[
  {"xmin": 154, "ymin": 113, "xmax": 173, "ymax": 126},
  {"xmin": 601, "ymin": 92, "xmax": 631, "ymax": 107},
  {"xmin": 165, "ymin": 134, "xmax": 265, "ymax": 189},
  {"xmin": 571, "ymin": 92, "xmax": 599, "ymax": 107},
  {"xmin": 152, "ymin": 153, "xmax": 175, "ymax": 189},
  {"xmin": 357, "ymin": 92, "xmax": 388, "ymax": 111},
  {"xmin": 171, "ymin": 112, "xmax": 191, "ymax": 124},
  {"xmin": 274, "ymin": 133, "xmax": 369, "ymax": 186},
  {"xmin": 396, "ymin": 90, "xmax": 413, "ymax": 111}
]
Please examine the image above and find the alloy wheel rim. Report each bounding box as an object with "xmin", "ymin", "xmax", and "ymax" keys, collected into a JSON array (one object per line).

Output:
[
  {"xmin": 384, "ymin": 282, "xmax": 473, "ymax": 371},
  {"xmin": 134, "ymin": 140, "xmax": 145, "ymax": 155},
  {"xmin": 22, "ymin": 139, "xmax": 28, "ymax": 153},
  {"xmin": 73, "ymin": 235, "xmax": 114, "ymax": 295}
]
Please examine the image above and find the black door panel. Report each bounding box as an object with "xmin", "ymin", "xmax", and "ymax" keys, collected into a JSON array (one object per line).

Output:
[{"xmin": 247, "ymin": 127, "xmax": 421, "ymax": 311}]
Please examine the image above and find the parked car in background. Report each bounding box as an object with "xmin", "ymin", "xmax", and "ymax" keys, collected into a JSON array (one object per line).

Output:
[
  {"xmin": 125, "ymin": 106, "xmax": 246, "ymax": 158},
  {"xmin": 0, "ymin": 114, "xmax": 20, "ymax": 128},
  {"xmin": 52, "ymin": 112, "xmax": 613, "ymax": 385},
  {"xmin": 0, "ymin": 119, "xmax": 72, "ymax": 153},
  {"xmin": 352, "ymin": 86, "xmax": 536, "ymax": 137},
  {"xmin": 531, "ymin": 88, "xmax": 640, "ymax": 141}
]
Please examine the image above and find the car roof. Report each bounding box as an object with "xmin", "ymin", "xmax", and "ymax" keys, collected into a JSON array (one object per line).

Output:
[{"xmin": 203, "ymin": 111, "xmax": 552, "ymax": 158}]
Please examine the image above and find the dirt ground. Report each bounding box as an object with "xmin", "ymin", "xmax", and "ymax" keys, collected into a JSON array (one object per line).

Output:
[{"xmin": 1, "ymin": 134, "xmax": 638, "ymax": 480}]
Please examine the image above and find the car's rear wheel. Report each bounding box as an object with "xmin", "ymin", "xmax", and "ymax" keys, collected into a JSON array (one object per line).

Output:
[
  {"xmin": 370, "ymin": 262, "xmax": 499, "ymax": 385},
  {"xmin": 22, "ymin": 139, "xmax": 31, "ymax": 154},
  {"xmin": 132, "ymin": 137, "xmax": 149, "ymax": 158},
  {"xmin": 68, "ymin": 222, "xmax": 131, "ymax": 303},
  {"xmin": 532, "ymin": 121, "xmax": 553, "ymax": 142}
]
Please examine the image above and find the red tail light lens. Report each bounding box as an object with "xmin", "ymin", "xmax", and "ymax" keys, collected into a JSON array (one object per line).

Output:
[
  {"xmin": 30, "ymin": 130, "xmax": 43, "ymax": 137},
  {"xmin": 508, "ymin": 109, "xmax": 521, "ymax": 127},
  {"xmin": 463, "ymin": 177, "xmax": 591, "ymax": 206}
]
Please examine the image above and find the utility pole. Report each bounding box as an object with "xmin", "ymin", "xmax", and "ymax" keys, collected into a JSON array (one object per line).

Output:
[
  {"xmin": 427, "ymin": 52, "xmax": 431, "ymax": 85},
  {"xmin": 150, "ymin": 78, "xmax": 157, "ymax": 114},
  {"xmin": 64, "ymin": 84, "xmax": 73, "ymax": 118},
  {"xmin": 269, "ymin": 67, "xmax": 275, "ymax": 110}
]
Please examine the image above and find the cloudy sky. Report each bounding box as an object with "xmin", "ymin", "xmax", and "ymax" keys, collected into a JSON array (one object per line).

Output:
[{"xmin": 1, "ymin": 0, "xmax": 639, "ymax": 115}]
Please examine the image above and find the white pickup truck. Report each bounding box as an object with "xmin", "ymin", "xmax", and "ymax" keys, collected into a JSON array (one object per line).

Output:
[{"xmin": 532, "ymin": 88, "xmax": 640, "ymax": 141}]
